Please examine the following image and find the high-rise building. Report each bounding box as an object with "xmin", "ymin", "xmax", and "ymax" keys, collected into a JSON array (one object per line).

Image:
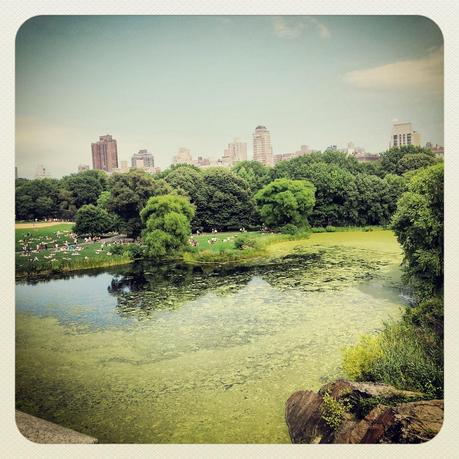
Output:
[
  {"xmin": 131, "ymin": 149, "xmax": 154, "ymax": 169},
  {"xmin": 223, "ymin": 138, "xmax": 247, "ymax": 166},
  {"xmin": 91, "ymin": 135, "xmax": 119, "ymax": 172},
  {"xmin": 390, "ymin": 122, "xmax": 421, "ymax": 148},
  {"xmin": 253, "ymin": 126, "xmax": 273, "ymax": 166},
  {"xmin": 35, "ymin": 164, "xmax": 48, "ymax": 179},
  {"xmin": 78, "ymin": 164, "xmax": 90, "ymax": 172},
  {"xmin": 426, "ymin": 141, "xmax": 444, "ymax": 157},
  {"xmin": 173, "ymin": 147, "xmax": 193, "ymax": 165},
  {"xmin": 120, "ymin": 160, "xmax": 129, "ymax": 172}
]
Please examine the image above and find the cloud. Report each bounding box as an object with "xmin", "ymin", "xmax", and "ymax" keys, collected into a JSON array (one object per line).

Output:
[
  {"xmin": 273, "ymin": 16, "xmax": 331, "ymax": 40},
  {"xmin": 344, "ymin": 47, "xmax": 443, "ymax": 93}
]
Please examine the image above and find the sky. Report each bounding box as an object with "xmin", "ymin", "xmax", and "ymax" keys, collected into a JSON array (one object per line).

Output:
[{"xmin": 16, "ymin": 15, "xmax": 444, "ymax": 178}]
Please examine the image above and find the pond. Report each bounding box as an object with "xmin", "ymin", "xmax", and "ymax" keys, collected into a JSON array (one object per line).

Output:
[{"xmin": 16, "ymin": 230, "xmax": 407, "ymax": 443}]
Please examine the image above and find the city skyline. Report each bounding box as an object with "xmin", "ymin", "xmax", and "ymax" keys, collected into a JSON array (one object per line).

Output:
[{"xmin": 16, "ymin": 16, "xmax": 443, "ymax": 178}]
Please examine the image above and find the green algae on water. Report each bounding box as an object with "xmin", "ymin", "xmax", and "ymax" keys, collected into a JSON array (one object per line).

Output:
[{"xmin": 16, "ymin": 230, "xmax": 406, "ymax": 443}]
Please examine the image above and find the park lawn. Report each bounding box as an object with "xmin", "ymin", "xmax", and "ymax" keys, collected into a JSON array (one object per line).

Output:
[
  {"xmin": 15, "ymin": 223, "xmax": 76, "ymax": 252},
  {"xmin": 15, "ymin": 241, "xmax": 132, "ymax": 277},
  {"xmin": 185, "ymin": 231, "xmax": 298, "ymax": 264}
]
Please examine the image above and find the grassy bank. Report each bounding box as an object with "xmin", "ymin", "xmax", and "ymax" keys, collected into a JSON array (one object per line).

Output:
[
  {"xmin": 342, "ymin": 296, "xmax": 443, "ymax": 398},
  {"xmin": 184, "ymin": 226, "xmax": 385, "ymax": 265},
  {"xmin": 15, "ymin": 223, "xmax": 386, "ymax": 276},
  {"xmin": 15, "ymin": 223, "xmax": 132, "ymax": 278}
]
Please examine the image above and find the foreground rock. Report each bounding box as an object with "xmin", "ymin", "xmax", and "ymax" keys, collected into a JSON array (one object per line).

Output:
[
  {"xmin": 16, "ymin": 411, "xmax": 98, "ymax": 444},
  {"xmin": 285, "ymin": 379, "xmax": 443, "ymax": 444}
]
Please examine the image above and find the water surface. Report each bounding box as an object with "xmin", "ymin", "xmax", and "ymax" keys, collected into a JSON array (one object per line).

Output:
[{"xmin": 16, "ymin": 230, "xmax": 406, "ymax": 443}]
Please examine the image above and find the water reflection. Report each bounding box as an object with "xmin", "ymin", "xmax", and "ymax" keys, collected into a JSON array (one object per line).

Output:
[{"xmin": 107, "ymin": 247, "xmax": 392, "ymax": 321}]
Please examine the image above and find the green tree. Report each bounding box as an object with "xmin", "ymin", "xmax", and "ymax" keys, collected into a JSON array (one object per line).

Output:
[
  {"xmin": 232, "ymin": 160, "xmax": 271, "ymax": 194},
  {"xmin": 15, "ymin": 178, "xmax": 61, "ymax": 220},
  {"xmin": 396, "ymin": 153, "xmax": 436, "ymax": 175},
  {"xmin": 254, "ymin": 178, "xmax": 316, "ymax": 230},
  {"xmin": 391, "ymin": 163, "xmax": 443, "ymax": 298},
  {"xmin": 140, "ymin": 194, "xmax": 195, "ymax": 259},
  {"xmin": 107, "ymin": 170, "xmax": 174, "ymax": 238},
  {"xmin": 163, "ymin": 165, "xmax": 207, "ymax": 229},
  {"xmin": 74, "ymin": 204, "xmax": 115, "ymax": 236},
  {"xmin": 97, "ymin": 190, "xmax": 111, "ymax": 210},
  {"xmin": 277, "ymin": 161, "xmax": 358, "ymax": 226},
  {"xmin": 382, "ymin": 174, "xmax": 408, "ymax": 217},
  {"xmin": 353, "ymin": 174, "xmax": 387, "ymax": 225},
  {"xmin": 199, "ymin": 168, "xmax": 256, "ymax": 231},
  {"xmin": 61, "ymin": 170, "xmax": 107, "ymax": 209},
  {"xmin": 379, "ymin": 145, "xmax": 436, "ymax": 176}
]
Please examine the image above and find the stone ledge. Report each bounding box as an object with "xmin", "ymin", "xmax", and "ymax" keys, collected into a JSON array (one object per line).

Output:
[{"xmin": 15, "ymin": 410, "xmax": 98, "ymax": 444}]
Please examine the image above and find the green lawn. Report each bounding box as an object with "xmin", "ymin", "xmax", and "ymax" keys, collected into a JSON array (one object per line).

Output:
[
  {"xmin": 15, "ymin": 222, "xmax": 131, "ymax": 276},
  {"xmin": 15, "ymin": 223, "xmax": 76, "ymax": 252}
]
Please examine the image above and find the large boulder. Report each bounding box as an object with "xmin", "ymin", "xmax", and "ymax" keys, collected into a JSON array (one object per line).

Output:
[{"xmin": 285, "ymin": 379, "xmax": 443, "ymax": 444}]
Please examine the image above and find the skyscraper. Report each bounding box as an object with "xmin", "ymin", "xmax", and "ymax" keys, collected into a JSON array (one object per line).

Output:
[
  {"xmin": 390, "ymin": 122, "xmax": 421, "ymax": 148},
  {"xmin": 173, "ymin": 147, "xmax": 193, "ymax": 165},
  {"xmin": 253, "ymin": 126, "xmax": 273, "ymax": 166},
  {"xmin": 91, "ymin": 135, "xmax": 119, "ymax": 172},
  {"xmin": 35, "ymin": 164, "xmax": 48, "ymax": 179},
  {"xmin": 223, "ymin": 138, "xmax": 247, "ymax": 166},
  {"xmin": 131, "ymin": 149, "xmax": 155, "ymax": 169}
]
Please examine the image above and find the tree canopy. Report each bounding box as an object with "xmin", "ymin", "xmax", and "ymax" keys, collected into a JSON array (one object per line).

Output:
[
  {"xmin": 198, "ymin": 168, "xmax": 256, "ymax": 231},
  {"xmin": 391, "ymin": 163, "xmax": 444, "ymax": 298},
  {"xmin": 107, "ymin": 170, "xmax": 174, "ymax": 238},
  {"xmin": 74, "ymin": 204, "xmax": 115, "ymax": 236},
  {"xmin": 140, "ymin": 194, "xmax": 195, "ymax": 258},
  {"xmin": 254, "ymin": 178, "xmax": 316, "ymax": 230}
]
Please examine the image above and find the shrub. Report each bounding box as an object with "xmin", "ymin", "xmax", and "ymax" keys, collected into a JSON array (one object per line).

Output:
[
  {"xmin": 342, "ymin": 335, "xmax": 382, "ymax": 380},
  {"xmin": 109, "ymin": 244, "xmax": 125, "ymax": 255},
  {"xmin": 325, "ymin": 225, "xmax": 336, "ymax": 232},
  {"xmin": 320, "ymin": 392, "xmax": 350, "ymax": 430},
  {"xmin": 234, "ymin": 234, "xmax": 260, "ymax": 250},
  {"xmin": 125, "ymin": 243, "xmax": 145, "ymax": 260},
  {"xmin": 342, "ymin": 318, "xmax": 443, "ymax": 398},
  {"xmin": 311, "ymin": 226, "xmax": 326, "ymax": 233},
  {"xmin": 280, "ymin": 223, "xmax": 299, "ymax": 235}
]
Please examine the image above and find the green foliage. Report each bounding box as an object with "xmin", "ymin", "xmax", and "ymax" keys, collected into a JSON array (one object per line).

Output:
[
  {"xmin": 391, "ymin": 163, "xmax": 443, "ymax": 298},
  {"xmin": 320, "ymin": 392, "xmax": 350, "ymax": 430},
  {"xmin": 198, "ymin": 168, "xmax": 256, "ymax": 231},
  {"xmin": 342, "ymin": 335, "xmax": 383, "ymax": 380},
  {"xmin": 232, "ymin": 160, "xmax": 271, "ymax": 194},
  {"xmin": 74, "ymin": 204, "xmax": 115, "ymax": 236},
  {"xmin": 311, "ymin": 227, "xmax": 326, "ymax": 233},
  {"xmin": 396, "ymin": 153, "xmax": 436, "ymax": 175},
  {"xmin": 15, "ymin": 178, "xmax": 62, "ymax": 220},
  {"xmin": 379, "ymin": 145, "xmax": 436, "ymax": 176},
  {"xmin": 61, "ymin": 170, "xmax": 107, "ymax": 209},
  {"xmin": 325, "ymin": 225, "xmax": 336, "ymax": 232},
  {"xmin": 107, "ymin": 170, "xmax": 174, "ymax": 238},
  {"xmin": 97, "ymin": 191, "xmax": 111, "ymax": 210},
  {"xmin": 163, "ymin": 165, "xmax": 207, "ymax": 230},
  {"xmin": 234, "ymin": 234, "xmax": 260, "ymax": 250},
  {"xmin": 254, "ymin": 178, "xmax": 316, "ymax": 229},
  {"xmin": 280, "ymin": 223, "xmax": 299, "ymax": 235},
  {"xmin": 140, "ymin": 194, "xmax": 195, "ymax": 259},
  {"xmin": 343, "ymin": 296, "xmax": 444, "ymax": 398}
]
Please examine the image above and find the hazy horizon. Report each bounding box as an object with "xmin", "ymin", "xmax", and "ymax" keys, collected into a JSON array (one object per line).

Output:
[{"xmin": 16, "ymin": 15, "xmax": 443, "ymax": 178}]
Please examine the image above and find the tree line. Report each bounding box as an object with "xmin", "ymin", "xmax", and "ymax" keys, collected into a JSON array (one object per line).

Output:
[{"xmin": 16, "ymin": 144, "xmax": 441, "ymax": 238}]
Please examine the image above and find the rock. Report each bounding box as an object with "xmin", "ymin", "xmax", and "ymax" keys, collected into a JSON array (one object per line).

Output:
[
  {"xmin": 360, "ymin": 400, "xmax": 444, "ymax": 444},
  {"xmin": 285, "ymin": 380, "xmax": 443, "ymax": 444},
  {"xmin": 285, "ymin": 390, "xmax": 330, "ymax": 443},
  {"xmin": 318, "ymin": 379, "xmax": 423, "ymax": 401},
  {"xmin": 15, "ymin": 410, "xmax": 98, "ymax": 444}
]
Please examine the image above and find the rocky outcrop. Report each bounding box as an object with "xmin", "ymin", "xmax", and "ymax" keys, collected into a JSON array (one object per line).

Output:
[
  {"xmin": 285, "ymin": 379, "xmax": 443, "ymax": 444},
  {"xmin": 16, "ymin": 411, "xmax": 98, "ymax": 444}
]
